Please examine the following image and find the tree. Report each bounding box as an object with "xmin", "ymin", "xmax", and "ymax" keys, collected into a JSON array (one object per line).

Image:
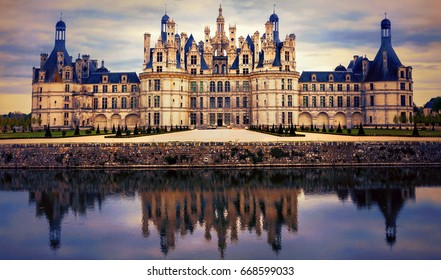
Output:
[
  {"xmin": 112, "ymin": 124, "xmax": 116, "ymax": 134},
  {"xmin": 45, "ymin": 125, "xmax": 52, "ymax": 138},
  {"xmin": 322, "ymin": 123, "xmax": 327, "ymax": 133},
  {"xmin": 134, "ymin": 124, "xmax": 139, "ymax": 135},
  {"xmin": 393, "ymin": 115, "xmax": 399, "ymax": 126},
  {"xmin": 278, "ymin": 124, "xmax": 283, "ymax": 134},
  {"xmin": 96, "ymin": 124, "xmax": 100, "ymax": 134},
  {"xmin": 412, "ymin": 122, "xmax": 419, "ymax": 137},
  {"xmin": 399, "ymin": 114, "xmax": 408, "ymax": 124},
  {"xmin": 116, "ymin": 125, "xmax": 122, "ymax": 137},
  {"xmin": 336, "ymin": 123, "xmax": 343, "ymax": 133},
  {"xmin": 74, "ymin": 125, "xmax": 80, "ymax": 136},
  {"xmin": 358, "ymin": 123, "xmax": 366, "ymax": 136}
]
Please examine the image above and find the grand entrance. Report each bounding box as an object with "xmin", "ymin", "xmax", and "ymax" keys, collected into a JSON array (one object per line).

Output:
[{"xmin": 217, "ymin": 113, "xmax": 223, "ymax": 126}]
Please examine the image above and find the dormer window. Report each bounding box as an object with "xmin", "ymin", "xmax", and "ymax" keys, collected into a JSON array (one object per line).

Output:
[
  {"xmin": 122, "ymin": 74, "xmax": 127, "ymax": 83},
  {"xmin": 329, "ymin": 74, "xmax": 334, "ymax": 81},
  {"xmin": 312, "ymin": 74, "xmax": 316, "ymax": 82},
  {"xmin": 346, "ymin": 74, "xmax": 351, "ymax": 81},
  {"xmin": 102, "ymin": 75, "xmax": 108, "ymax": 83}
]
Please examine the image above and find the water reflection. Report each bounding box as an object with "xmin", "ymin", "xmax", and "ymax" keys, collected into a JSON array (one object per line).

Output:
[{"xmin": 0, "ymin": 168, "xmax": 439, "ymax": 259}]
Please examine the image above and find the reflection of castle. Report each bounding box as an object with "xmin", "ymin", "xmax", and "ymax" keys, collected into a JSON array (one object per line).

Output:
[
  {"xmin": 29, "ymin": 189, "xmax": 105, "ymax": 250},
  {"xmin": 350, "ymin": 187, "xmax": 415, "ymax": 247},
  {"xmin": 141, "ymin": 188, "xmax": 300, "ymax": 258}
]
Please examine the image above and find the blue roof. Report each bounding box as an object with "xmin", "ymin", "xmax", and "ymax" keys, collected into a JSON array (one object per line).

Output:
[
  {"xmin": 272, "ymin": 44, "xmax": 282, "ymax": 67},
  {"xmin": 381, "ymin": 18, "xmax": 391, "ymax": 29},
  {"xmin": 201, "ymin": 56, "xmax": 209, "ymax": 70},
  {"xmin": 184, "ymin": 34, "xmax": 195, "ymax": 54},
  {"xmin": 299, "ymin": 71, "xmax": 362, "ymax": 83},
  {"xmin": 364, "ymin": 36, "xmax": 402, "ymax": 82},
  {"xmin": 245, "ymin": 35, "xmax": 255, "ymax": 53},
  {"xmin": 270, "ymin": 13, "xmax": 279, "ymax": 22},
  {"xmin": 161, "ymin": 14, "xmax": 170, "ymax": 23},
  {"xmin": 56, "ymin": 20, "xmax": 66, "ymax": 29},
  {"xmin": 84, "ymin": 72, "xmax": 140, "ymax": 84},
  {"xmin": 256, "ymin": 51, "xmax": 264, "ymax": 68},
  {"xmin": 230, "ymin": 56, "xmax": 239, "ymax": 70}
]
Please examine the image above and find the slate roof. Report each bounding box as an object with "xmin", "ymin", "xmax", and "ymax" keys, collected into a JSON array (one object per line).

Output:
[{"xmin": 84, "ymin": 72, "xmax": 140, "ymax": 84}]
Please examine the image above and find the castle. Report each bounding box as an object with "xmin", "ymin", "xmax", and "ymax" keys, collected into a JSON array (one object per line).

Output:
[{"xmin": 31, "ymin": 5, "xmax": 414, "ymax": 130}]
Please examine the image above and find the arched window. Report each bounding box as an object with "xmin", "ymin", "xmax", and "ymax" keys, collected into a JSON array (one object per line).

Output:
[
  {"xmin": 222, "ymin": 64, "xmax": 227, "ymax": 74},
  {"xmin": 214, "ymin": 64, "xmax": 219, "ymax": 74},
  {"xmin": 217, "ymin": 81, "xmax": 223, "ymax": 92},
  {"xmin": 225, "ymin": 81, "xmax": 231, "ymax": 92},
  {"xmin": 210, "ymin": 81, "xmax": 216, "ymax": 92}
]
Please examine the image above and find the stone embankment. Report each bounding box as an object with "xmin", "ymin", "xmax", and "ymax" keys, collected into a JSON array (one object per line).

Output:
[{"xmin": 1, "ymin": 141, "xmax": 441, "ymax": 168}]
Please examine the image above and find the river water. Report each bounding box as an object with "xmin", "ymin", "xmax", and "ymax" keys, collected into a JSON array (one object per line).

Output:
[{"xmin": 1, "ymin": 168, "xmax": 440, "ymax": 259}]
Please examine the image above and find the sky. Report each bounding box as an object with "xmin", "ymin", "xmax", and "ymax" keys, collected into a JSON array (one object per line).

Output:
[{"xmin": 0, "ymin": 0, "xmax": 440, "ymax": 114}]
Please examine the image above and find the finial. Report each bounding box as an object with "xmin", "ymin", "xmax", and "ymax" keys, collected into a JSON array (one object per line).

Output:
[
  {"xmin": 384, "ymin": 12, "xmax": 387, "ymax": 19},
  {"xmin": 60, "ymin": 12, "xmax": 63, "ymax": 21},
  {"xmin": 165, "ymin": 3, "xmax": 167, "ymax": 15},
  {"xmin": 274, "ymin": 4, "xmax": 276, "ymax": 14}
]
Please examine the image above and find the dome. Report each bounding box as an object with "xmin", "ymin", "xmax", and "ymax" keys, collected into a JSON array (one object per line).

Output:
[
  {"xmin": 335, "ymin": 64, "xmax": 347, "ymax": 72},
  {"xmin": 161, "ymin": 14, "xmax": 170, "ymax": 23},
  {"xmin": 269, "ymin": 13, "xmax": 279, "ymax": 22},
  {"xmin": 96, "ymin": 67, "xmax": 109, "ymax": 73},
  {"xmin": 56, "ymin": 20, "xmax": 66, "ymax": 29},
  {"xmin": 381, "ymin": 18, "xmax": 391, "ymax": 29}
]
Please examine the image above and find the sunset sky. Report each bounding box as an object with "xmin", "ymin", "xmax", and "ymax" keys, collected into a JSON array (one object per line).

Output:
[{"xmin": 0, "ymin": 0, "xmax": 440, "ymax": 114}]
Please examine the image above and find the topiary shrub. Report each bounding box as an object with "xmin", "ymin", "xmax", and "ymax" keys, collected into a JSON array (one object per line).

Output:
[
  {"xmin": 358, "ymin": 123, "xmax": 366, "ymax": 136},
  {"xmin": 336, "ymin": 123, "xmax": 343, "ymax": 133},
  {"xmin": 96, "ymin": 125, "xmax": 100, "ymax": 134},
  {"xmin": 74, "ymin": 125, "xmax": 80, "ymax": 136}
]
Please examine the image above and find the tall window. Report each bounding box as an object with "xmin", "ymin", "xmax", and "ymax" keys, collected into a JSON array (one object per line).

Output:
[
  {"xmin": 190, "ymin": 113, "xmax": 197, "ymax": 125},
  {"xmin": 288, "ymin": 112, "xmax": 293, "ymax": 124},
  {"xmin": 93, "ymin": 98, "xmax": 98, "ymax": 109},
  {"xmin": 157, "ymin": 52, "xmax": 163, "ymax": 62},
  {"xmin": 243, "ymin": 81, "xmax": 249, "ymax": 91},
  {"xmin": 154, "ymin": 96, "xmax": 160, "ymax": 107},
  {"xmin": 288, "ymin": 79, "xmax": 293, "ymax": 90},
  {"xmin": 122, "ymin": 97, "xmax": 127, "ymax": 109},
  {"xmin": 210, "ymin": 97, "xmax": 215, "ymax": 108},
  {"xmin": 370, "ymin": 96, "xmax": 374, "ymax": 106},
  {"xmin": 102, "ymin": 97, "xmax": 108, "ymax": 109},
  {"xmin": 199, "ymin": 81, "xmax": 204, "ymax": 92},
  {"xmin": 112, "ymin": 85, "xmax": 118, "ymax": 93},
  {"xmin": 281, "ymin": 95, "xmax": 285, "ymax": 107},
  {"xmin": 112, "ymin": 97, "xmax": 117, "ymax": 109},
  {"xmin": 329, "ymin": 84, "xmax": 334, "ymax": 91},
  {"xmin": 347, "ymin": 96, "xmax": 351, "ymax": 107},
  {"xmin": 131, "ymin": 85, "xmax": 137, "ymax": 92},
  {"xmin": 337, "ymin": 84, "xmax": 343, "ymax": 91},
  {"xmin": 303, "ymin": 96, "xmax": 309, "ymax": 107},
  {"xmin": 312, "ymin": 84, "xmax": 316, "ymax": 91},
  {"xmin": 400, "ymin": 83, "xmax": 406, "ymax": 90},
  {"xmin": 320, "ymin": 96, "xmax": 325, "ymax": 107},
  {"xmin": 302, "ymin": 84, "xmax": 308, "ymax": 91},
  {"xmin": 210, "ymin": 81, "xmax": 216, "ymax": 92},
  {"xmin": 285, "ymin": 51, "xmax": 290, "ymax": 61},
  {"xmin": 93, "ymin": 85, "xmax": 98, "ymax": 93},
  {"xmin": 103, "ymin": 85, "xmax": 108, "ymax": 93},
  {"xmin": 225, "ymin": 97, "xmax": 230, "ymax": 108},
  {"xmin": 122, "ymin": 85, "xmax": 127, "ymax": 92},
  {"xmin": 337, "ymin": 96, "xmax": 343, "ymax": 107},
  {"xmin": 200, "ymin": 97, "xmax": 203, "ymax": 108},
  {"xmin": 225, "ymin": 81, "xmax": 230, "ymax": 92},
  {"xmin": 154, "ymin": 112, "xmax": 160, "ymax": 125},
  {"xmin": 217, "ymin": 97, "xmax": 223, "ymax": 108},
  {"xmin": 312, "ymin": 96, "xmax": 317, "ymax": 107},
  {"xmin": 282, "ymin": 112, "xmax": 285, "ymax": 124},
  {"xmin": 190, "ymin": 55, "xmax": 197, "ymax": 65},
  {"xmin": 156, "ymin": 66, "xmax": 162, "ymax": 72},
  {"xmin": 243, "ymin": 97, "xmax": 248, "ymax": 108},
  {"xmin": 236, "ymin": 81, "xmax": 240, "ymax": 91},
  {"xmin": 401, "ymin": 95, "xmax": 406, "ymax": 106},
  {"xmin": 190, "ymin": 81, "xmax": 197, "ymax": 92},
  {"xmin": 64, "ymin": 84, "xmax": 70, "ymax": 92},
  {"xmin": 190, "ymin": 97, "xmax": 197, "ymax": 108},
  {"xmin": 154, "ymin": 80, "xmax": 161, "ymax": 91},
  {"xmin": 320, "ymin": 84, "xmax": 325, "ymax": 91},
  {"xmin": 354, "ymin": 96, "xmax": 360, "ymax": 107},
  {"xmin": 236, "ymin": 97, "xmax": 240, "ymax": 108},
  {"xmin": 243, "ymin": 55, "xmax": 249, "ymax": 64},
  {"xmin": 130, "ymin": 97, "xmax": 137, "ymax": 109},
  {"xmin": 281, "ymin": 79, "xmax": 285, "ymax": 90},
  {"xmin": 217, "ymin": 81, "xmax": 223, "ymax": 92},
  {"xmin": 329, "ymin": 96, "xmax": 334, "ymax": 107},
  {"xmin": 288, "ymin": 95, "xmax": 293, "ymax": 107},
  {"xmin": 354, "ymin": 84, "xmax": 360, "ymax": 91}
]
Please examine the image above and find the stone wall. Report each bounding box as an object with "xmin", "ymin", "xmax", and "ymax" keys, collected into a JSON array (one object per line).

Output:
[{"xmin": 1, "ymin": 141, "xmax": 440, "ymax": 168}]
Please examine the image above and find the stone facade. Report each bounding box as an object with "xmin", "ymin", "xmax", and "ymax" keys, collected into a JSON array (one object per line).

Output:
[{"xmin": 31, "ymin": 7, "xmax": 413, "ymax": 130}]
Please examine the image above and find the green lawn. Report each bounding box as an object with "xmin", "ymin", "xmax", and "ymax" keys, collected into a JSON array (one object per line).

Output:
[
  {"xmin": 308, "ymin": 128, "xmax": 441, "ymax": 137},
  {"xmin": 0, "ymin": 130, "xmax": 111, "ymax": 139}
]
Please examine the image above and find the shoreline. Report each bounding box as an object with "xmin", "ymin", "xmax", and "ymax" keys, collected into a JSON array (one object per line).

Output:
[{"xmin": 2, "ymin": 140, "xmax": 441, "ymax": 169}]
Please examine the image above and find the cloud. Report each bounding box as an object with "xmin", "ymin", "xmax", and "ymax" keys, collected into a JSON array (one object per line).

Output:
[{"xmin": 0, "ymin": 0, "xmax": 440, "ymax": 113}]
